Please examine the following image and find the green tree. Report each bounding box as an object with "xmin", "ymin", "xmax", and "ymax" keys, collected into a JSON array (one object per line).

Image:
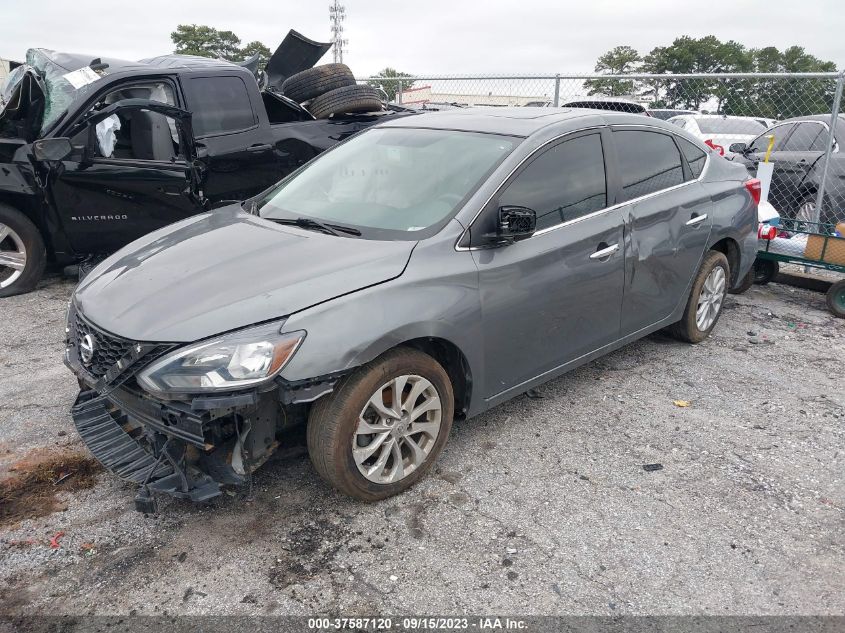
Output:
[
  {"xmin": 171, "ymin": 25, "xmax": 271, "ymax": 64},
  {"xmin": 367, "ymin": 68, "xmax": 414, "ymax": 102},
  {"xmin": 240, "ymin": 41, "xmax": 272, "ymax": 67},
  {"xmin": 584, "ymin": 46, "xmax": 641, "ymax": 97}
]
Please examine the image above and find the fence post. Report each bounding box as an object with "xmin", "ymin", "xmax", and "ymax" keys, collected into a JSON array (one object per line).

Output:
[
  {"xmin": 397, "ymin": 80, "xmax": 403, "ymax": 105},
  {"xmin": 553, "ymin": 74, "xmax": 560, "ymax": 107},
  {"xmin": 813, "ymin": 70, "xmax": 845, "ymax": 224}
]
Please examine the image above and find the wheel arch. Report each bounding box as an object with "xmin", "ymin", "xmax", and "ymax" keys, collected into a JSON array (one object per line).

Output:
[{"xmin": 709, "ymin": 236, "xmax": 741, "ymax": 286}]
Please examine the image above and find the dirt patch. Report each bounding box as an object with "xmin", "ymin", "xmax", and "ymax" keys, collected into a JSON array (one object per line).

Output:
[
  {"xmin": 268, "ymin": 519, "xmax": 348, "ymax": 589},
  {"xmin": 0, "ymin": 449, "xmax": 101, "ymax": 528}
]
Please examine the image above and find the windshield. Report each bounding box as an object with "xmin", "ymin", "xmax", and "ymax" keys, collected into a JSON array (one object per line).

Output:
[
  {"xmin": 259, "ymin": 127, "xmax": 517, "ymax": 239},
  {"xmin": 696, "ymin": 118, "xmax": 766, "ymax": 135}
]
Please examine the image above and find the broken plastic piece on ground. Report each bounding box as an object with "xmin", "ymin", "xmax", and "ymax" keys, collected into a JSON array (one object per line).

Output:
[
  {"xmin": 643, "ymin": 463, "xmax": 664, "ymax": 472},
  {"xmin": 673, "ymin": 400, "xmax": 690, "ymax": 407},
  {"xmin": 49, "ymin": 531, "xmax": 65, "ymax": 548}
]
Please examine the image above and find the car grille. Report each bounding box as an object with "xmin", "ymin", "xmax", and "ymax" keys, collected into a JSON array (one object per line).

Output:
[{"xmin": 74, "ymin": 314, "xmax": 136, "ymax": 379}]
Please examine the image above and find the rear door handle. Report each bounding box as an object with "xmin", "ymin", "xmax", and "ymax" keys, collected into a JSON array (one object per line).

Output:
[
  {"xmin": 686, "ymin": 214, "xmax": 708, "ymax": 227},
  {"xmin": 247, "ymin": 143, "xmax": 273, "ymax": 153},
  {"xmin": 589, "ymin": 243, "xmax": 619, "ymax": 260}
]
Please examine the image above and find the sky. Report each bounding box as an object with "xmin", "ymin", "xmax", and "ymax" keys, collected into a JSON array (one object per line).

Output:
[{"xmin": 0, "ymin": 0, "xmax": 842, "ymax": 76}]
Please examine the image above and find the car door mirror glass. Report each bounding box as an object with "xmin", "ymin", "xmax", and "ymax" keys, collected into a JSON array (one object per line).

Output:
[
  {"xmin": 32, "ymin": 137, "xmax": 72, "ymax": 161},
  {"xmin": 490, "ymin": 205, "xmax": 536, "ymax": 244}
]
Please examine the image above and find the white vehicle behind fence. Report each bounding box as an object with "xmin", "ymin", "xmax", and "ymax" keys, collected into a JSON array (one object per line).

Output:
[{"xmin": 667, "ymin": 114, "xmax": 768, "ymax": 157}]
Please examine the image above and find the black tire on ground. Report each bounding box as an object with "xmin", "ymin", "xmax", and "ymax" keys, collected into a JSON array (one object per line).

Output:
[
  {"xmin": 668, "ymin": 250, "xmax": 730, "ymax": 344},
  {"xmin": 307, "ymin": 85, "xmax": 384, "ymax": 120},
  {"xmin": 753, "ymin": 259, "xmax": 779, "ymax": 285},
  {"xmin": 0, "ymin": 203, "xmax": 46, "ymax": 298},
  {"xmin": 281, "ymin": 63, "xmax": 357, "ymax": 103},
  {"xmin": 307, "ymin": 347, "xmax": 454, "ymax": 501},
  {"xmin": 729, "ymin": 267, "xmax": 755, "ymax": 295},
  {"xmin": 826, "ymin": 279, "xmax": 845, "ymax": 318}
]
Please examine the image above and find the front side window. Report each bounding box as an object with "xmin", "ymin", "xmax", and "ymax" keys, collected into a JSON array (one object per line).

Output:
[
  {"xmin": 260, "ymin": 128, "xmax": 516, "ymax": 240},
  {"xmin": 614, "ymin": 130, "xmax": 684, "ymax": 202},
  {"xmin": 748, "ymin": 123, "xmax": 794, "ymax": 153},
  {"xmin": 782, "ymin": 122, "xmax": 825, "ymax": 152},
  {"xmin": 188, "ymin": 76, "xmax": 256, "ymax": 137},
  {"xmin": 497, "ymin": 133, "xmax": 607, "ymax": 231}
]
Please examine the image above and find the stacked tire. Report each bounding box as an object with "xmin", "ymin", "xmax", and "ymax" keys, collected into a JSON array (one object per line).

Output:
[{"xmin": 281, "ymin": 63, "xmax": 383, "ymax": 120}]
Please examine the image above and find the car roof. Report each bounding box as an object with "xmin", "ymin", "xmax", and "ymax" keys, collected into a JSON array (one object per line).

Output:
[
  {"xmin": 380, "ymin": 107, "xmax": 654, "ymax": 137},
  {"xmin": 784, "ymin": 114, "xmax": 844, "ymax": 124}
]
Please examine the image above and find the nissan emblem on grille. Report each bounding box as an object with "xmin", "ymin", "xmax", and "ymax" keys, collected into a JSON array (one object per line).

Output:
[{"xmin": 79, "ymin": 334, "xmax": 96, "ymax": 365}]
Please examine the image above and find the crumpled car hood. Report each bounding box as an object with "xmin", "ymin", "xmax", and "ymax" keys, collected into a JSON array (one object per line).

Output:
[{"xmin": 74, "ymin": 207, "xmax": 415, "ymax": 342}]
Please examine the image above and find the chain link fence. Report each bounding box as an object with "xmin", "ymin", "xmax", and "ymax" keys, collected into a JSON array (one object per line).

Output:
[{"xmin": 362, "ymin": 72, "xmax": 845, "ymax": 227}]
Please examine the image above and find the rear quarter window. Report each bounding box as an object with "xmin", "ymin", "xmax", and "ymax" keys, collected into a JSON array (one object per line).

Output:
[{"xmin": 677, "ymin": 137, "xmax": 707, "ymax": 179}]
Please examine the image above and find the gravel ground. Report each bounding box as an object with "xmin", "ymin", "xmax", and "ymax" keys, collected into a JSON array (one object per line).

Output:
[{"xmin": 0, "ymin": 272, "xmax": 843, "ymax": 616}]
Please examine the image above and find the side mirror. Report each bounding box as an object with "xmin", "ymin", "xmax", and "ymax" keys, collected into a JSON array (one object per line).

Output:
[
  {"xmin": 492, "ymin": 205, "xmax": 536, "ymax": 244},
  {"xmin": 729, "ymin": 142, "xmax": 748, "ymax": 154},
  {"xmin": 32, "ymin": 137, "xmax": 73, "ymax": 161}
]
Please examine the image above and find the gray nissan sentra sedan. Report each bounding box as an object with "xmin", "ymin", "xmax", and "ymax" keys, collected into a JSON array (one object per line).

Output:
[{"xmin": 65, "ymin": 108, "xmax": 759, "ymax": 511}]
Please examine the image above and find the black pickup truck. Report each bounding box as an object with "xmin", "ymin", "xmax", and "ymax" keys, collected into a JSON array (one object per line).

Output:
[{"xmin": 0, "ymin": 31, "xmax": 401, "ymax": 296}]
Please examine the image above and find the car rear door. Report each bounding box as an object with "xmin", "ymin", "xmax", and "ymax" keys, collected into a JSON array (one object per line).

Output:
[
  {"xmin": 608, "ymin": 127, "xmax": 713, "ymax": 336},
  {"xmin": 470, "ymin": 128, "xmax": 625, "ymax": 399}
]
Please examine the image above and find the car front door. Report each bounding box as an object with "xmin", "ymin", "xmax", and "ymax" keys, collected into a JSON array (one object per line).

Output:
[
  {"xmin": 470, "ymin": 129, "xmax": 625, "ymax": 400},
  {"xmin": 733, "ymin": 122, "xmax": 796, "ymax": 211},
  {"xmin": 770, "ymin": 122, "xmax": 829, "ymax": 215},
  {"xmin": 45, "ymin": 99, "xmax": 201, "ymax": 256},
  {"xmin": 609, "ymin": 128, "xmax": 713, "ymax": 335}
]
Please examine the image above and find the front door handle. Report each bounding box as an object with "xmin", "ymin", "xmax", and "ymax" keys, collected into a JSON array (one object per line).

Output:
[
  {"xmin": 686, "ymin": 213, "xmax": 708, "ymax": 227},
  {"xmin": 590, "ymin": 243, "xmax": 619, "ymax": 260},
  {"xmin": 247, "ymin": 143, "xmax": 273, "ymax": 153}
]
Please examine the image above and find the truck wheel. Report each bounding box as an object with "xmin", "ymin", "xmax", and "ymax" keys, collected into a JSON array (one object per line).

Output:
[
  {"xmin": 827, "ymin": 280, "xmax": 845, "ymax": 318},
  {"xmin": 307, "ymin": 85, "xmax": 384, "ymax": 120},
  {"xmin": 668, "ymin": 250, "xmax": 729, "ymax": 344},
  {"xmin": 0, "ymin": 204, "xmax": 46, "ymax": 298},
  {"xmin": 281, "ymin": 63, "xmax": 356, "ymax": 103},
  {"xmin": 307, "ymin": 347, "xmax": 454, "ymax": 501},
  {"xmin": 753, "ymin": 259, "xmax": 779, "ymax": 285}
]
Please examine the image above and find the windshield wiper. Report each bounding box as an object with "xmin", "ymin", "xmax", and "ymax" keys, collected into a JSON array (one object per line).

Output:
[{"xmin": 268, "ymin": 216, "xmax": 361, "ymax": 237}]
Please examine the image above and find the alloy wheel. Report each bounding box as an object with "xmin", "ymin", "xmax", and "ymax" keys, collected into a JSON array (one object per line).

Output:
[
  {"xmin": 0, "ymin": 223, "xmax": 27, "ymax": 289},
  {"xmin": 352, "ymin": 374, "xmax": 442, "ymax": 484},
  {"xmin": 696, "ymin": 266, "xmax": 726, "ymax": 331}
]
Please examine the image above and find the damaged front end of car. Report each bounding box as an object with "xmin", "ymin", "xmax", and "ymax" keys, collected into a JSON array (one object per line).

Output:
[{"xmin": 64, "ymin": 302, "xmax": 338, "ymax": 513}]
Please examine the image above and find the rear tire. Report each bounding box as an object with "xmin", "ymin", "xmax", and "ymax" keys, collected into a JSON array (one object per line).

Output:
[
  {"xmin": 668, "ymin": 250, "xmax": 730, "ymax": 343},
  {"xmin": 281, "ymin": 63, "xmax": 357, "ymax": 103},
  {"xmin": 826, "ymin": 280, "xmax": 845, "ymax": 318},
  {"xmin": 753, "ymin": 259, "xmax": 779, "ymax": 285},
  {"xmin": 0, "ymin": 203, "xmax": 46, "ymax": 298},
  {"xmin": 307, "ymin": 347, "xmax": 454, "ymax": 501},
  {"xmin": 307, "ymin": 85, "xmax": 384, "ymax": 120}
]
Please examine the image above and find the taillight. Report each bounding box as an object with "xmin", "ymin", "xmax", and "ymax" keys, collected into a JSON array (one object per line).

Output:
[
  {"xmin": 758, "ymin": 223, "xmax": 776, "ymax": 240},
  {"xmin": 745, "ymin": 178, "xmax": 762, "ymax": 205}
]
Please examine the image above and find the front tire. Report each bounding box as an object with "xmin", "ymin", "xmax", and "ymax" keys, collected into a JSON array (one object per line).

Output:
[
  {"xmin": 0, "ymin": 203, "xmax": 46, "ymax": 298},
  {"xmin": 668, "ymin": 250, "xmax": 729, "ymax": 343},
  {"xmin": 307, "ymin": 347, "xmax": 454, "ymax": 501}
]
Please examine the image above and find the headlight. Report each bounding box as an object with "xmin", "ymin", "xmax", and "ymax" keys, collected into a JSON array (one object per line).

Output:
[{"xmin": 137, "ymin": 323, "xmax": 304, "ymax": 395}]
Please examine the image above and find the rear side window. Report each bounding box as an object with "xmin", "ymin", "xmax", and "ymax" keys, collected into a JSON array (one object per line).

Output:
[
  {"xmin": 188, "ymin": 76, "xmax": 256, "ymax": 137},
  {"xmin": 614, "ymin": 130, "xmax": 684, "ymax": 202},
  {"xmin": 498, "ymin": 133, "xmax": 607, "ymax": 231},
  {"xmin": 677, "ymin": 137, "xmax": 707, "ymax": 179}
]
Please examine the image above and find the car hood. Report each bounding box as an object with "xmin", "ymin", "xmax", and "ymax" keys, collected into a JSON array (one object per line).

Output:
[{"xmin": 74, "ymin": 207, "xmax": 416, "ymax": 342}]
